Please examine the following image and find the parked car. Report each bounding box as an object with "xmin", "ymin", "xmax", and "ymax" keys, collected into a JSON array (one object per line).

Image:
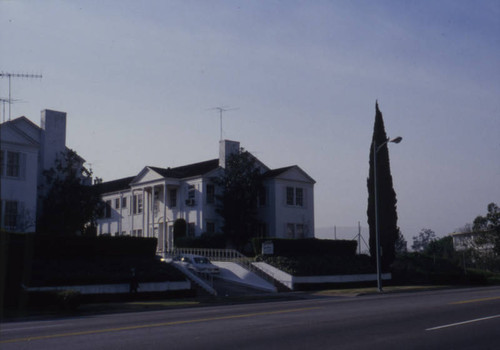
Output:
[{"xmin": 179, "ymin": 254, "xmax": 220, "ymax": 274}]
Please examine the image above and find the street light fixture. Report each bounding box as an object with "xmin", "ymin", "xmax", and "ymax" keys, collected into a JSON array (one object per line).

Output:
[{"xmin": 373, "ymin": 136, "xmax": 402, "ymax": 292}]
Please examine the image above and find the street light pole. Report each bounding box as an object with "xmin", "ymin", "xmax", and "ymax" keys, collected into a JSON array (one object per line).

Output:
[{"xmin": 373, "ymin": 136, "xmax": 402, "ymax": 292}]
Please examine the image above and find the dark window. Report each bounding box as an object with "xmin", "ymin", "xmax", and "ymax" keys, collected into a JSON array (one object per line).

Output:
[
  {"xmin": 105, "ymin": 200, "xmax": 112, "ymax": 218},
  {"xmin": 6, "ymin": 151, "xmax": 20, "ymax": 177},
  {"xmin": 286, "ymin": 187, "xmax": 294, "ymax": 205},
  {"xmin": 296, "ymin": 224, "xmax": 305, "ymax": 238},
  {"xmin": 188, "ymin": 185, "xmax": 195, "ymax": 199},
  {"xmin": 5, "ymin": 201, "xmax": 18, "ymax": 229},
  {"xmin": 133, "ymin": 194, "xmax": 143, "ymax": 214},
  {"xmin": 169, "ymin": 189, "xmax": 177, "ymax": 207},
  {"xmin": 295, "ymin": 188, "xmax": 304, "ymax": 207},
  {"xmin": 206, "ymin": 184, "xmax": 215, "ymax": 204},
  {"xmin": 122, "ymin": 197, "xmax": 127, "ymax": 208},
  {"xmin": 115, "ymin": 198, "xmax": 120, "ymax": 209},
  {"xmin": 286, "ymin": 187, "xmax": 304, "ymax": 206}
]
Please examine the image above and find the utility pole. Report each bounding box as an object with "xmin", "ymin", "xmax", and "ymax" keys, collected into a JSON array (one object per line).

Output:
[
  {"xmin": 358, "ymin": 222, "xmax": 361, "ymax": 255},
  {"xmin": 0, "ymin": 72, "xmax": 42, "ymax": 121}
]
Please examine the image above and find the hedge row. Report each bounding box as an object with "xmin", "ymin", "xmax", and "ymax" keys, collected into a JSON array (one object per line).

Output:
[
  {"xmin": 257, "ymin": 254, "xmax": 375, "ymax": 276},
  {"xmin": 176, "ymin": 233, "xmax": 227, "ymax": 249},
  {"xmin": 391, "ymin": 253, "xmax": 499, "ymax": 285},
  {"xmin": 33, "ymin": 235, "xmax": 157, "ymax": 258},
  {"xmin": 29, "ymin": 256, "xmax": 186, "ymax": 286},
  {"xmin": 252, "ymin": 238, "xmax": 357, "ymax": 257}
]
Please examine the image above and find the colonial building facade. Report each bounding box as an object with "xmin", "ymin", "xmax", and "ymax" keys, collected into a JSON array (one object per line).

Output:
[
  {"xmin": 96, "ymin": 140, "xmax": 315, "ymax": 252},
  {"xmin": 0, "ymin": 110, "xmax": 79, "ymax": 232}
]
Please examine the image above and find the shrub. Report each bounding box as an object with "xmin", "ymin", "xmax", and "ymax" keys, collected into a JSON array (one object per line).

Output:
[
  {"xmin": 176, "ymin": 233, "xmax": 226, "ymax": 249},
  {"xmin": 28, "ymin": 256, "xmax": 186, "ymax": 287},
  {"xmin": 252, "ymin": 238, "xmax": 357, "ymax": 257},
  {"xmin": 33, "ymin": 235, "xmax": 157, "ymax": 258},
  {"xmin": 257, "ymin": 254, "xmax": 374, "ymax": 276},
  {"xmin": 56, "ymin": 290, "xmax": 82, "ymax": 311},
  {"xmin": 390, "ymin": 253, "xmax": 496, "ymax": 285}
]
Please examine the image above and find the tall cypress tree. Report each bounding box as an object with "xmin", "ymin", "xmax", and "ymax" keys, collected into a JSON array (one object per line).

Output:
[{"xmin": 367, "ymin": 102, "xmax": 400, "ymax": 269}]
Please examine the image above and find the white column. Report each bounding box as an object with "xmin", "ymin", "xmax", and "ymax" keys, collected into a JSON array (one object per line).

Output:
[
  {"xmin": 163, "ymin": 183, "xmax": 168, "ymax": 251},
  {"xmin": 142, "ymin": 188, "xmax": 145, "ymax": 237},
  {"xmin": 131, "ymin": 190, "xmax": 135, "ymax": 235},
  {"xmin": 119, "ymin": 193, "xmax": 122, "ymax": 235},
  {"xmin": 148, "ymin": 186, "xmax": 155, "ymax": 237}
]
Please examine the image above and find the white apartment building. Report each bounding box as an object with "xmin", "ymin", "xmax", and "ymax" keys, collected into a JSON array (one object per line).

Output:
[
  {"xmin": 96, "ymin": 140, "xmax": 315, "ymax": 252},
  {"xmin": 0, "ymin": 110, "xmax": 78, "ymax": 232}
]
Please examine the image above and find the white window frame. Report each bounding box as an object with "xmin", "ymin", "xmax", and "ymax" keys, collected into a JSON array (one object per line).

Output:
[
  {"xmin": 133, "ymin": 194, "xmax": 143, "ymax": 214},
  {"xmin": 285, "ymin": 186, "xmax": 305, "ymax": 207}
]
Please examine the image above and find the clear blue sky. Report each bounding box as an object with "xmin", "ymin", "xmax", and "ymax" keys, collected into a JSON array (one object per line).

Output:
[{"xmin": 2, "ymin": 1, "xmax": 499, "ymax": 245}]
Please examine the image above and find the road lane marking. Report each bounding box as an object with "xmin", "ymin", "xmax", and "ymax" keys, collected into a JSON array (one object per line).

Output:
[
  {"xmin": 0, "ymin": 306, "xmax": 321, "ymax": 344},
  {"xmin": 1, "ymin": 324, "xmax": 63, "ymax": 333},
  {"xmin": 426, "ymin": 315, "xmax": 500, "ymax": 331},
  {"xmin": 450, "ymin": 296, "xmax": 500, "ymax": 305}
]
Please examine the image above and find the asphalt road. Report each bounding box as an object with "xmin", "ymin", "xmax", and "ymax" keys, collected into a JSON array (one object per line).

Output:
[{"xmin": 1, "ymin": 286, "xmax": 500, "ymax": 349}]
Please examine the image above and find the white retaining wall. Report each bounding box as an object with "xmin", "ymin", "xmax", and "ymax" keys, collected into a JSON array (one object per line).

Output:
[
  {"xmin": 213, "ymin": 261, "xmax": 277, "ymax": 292},
  {"xmin": 252, "ymin": 262, "xmax": 391, "ymax": 290}
]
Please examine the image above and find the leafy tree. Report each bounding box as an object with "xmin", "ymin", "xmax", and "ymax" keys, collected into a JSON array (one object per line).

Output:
[
  {"xmin": 367, "ymin": 102, "xmax": 400, "ymax": 268},
  {"xmin": 455, "ymin": 223, "xmax": 473, "ymax": 233},
  {"xmin": 472, "ymin": 202, "xmax": 500, "ymax": 256},
  {"xmin": 173, "ymin": 218, "xmax": 187, "ymax": 245},
  {"xmin": 37, "ymin": 149, "xmax": 100, "ymax": 235},
  {"xmin": 425, "ymin": 236, "xmax": 456, "ymax": 260},
  {"xmin": 216, "ymin": 148, "xmax": 263, "ymax": 250},
  {"xmin": 411, "ymin": 228, "xmax": 436, "ymax": 252},
  {"xmin": 395, "ymin": 231, "xmax": 408, "ymax": 255}
]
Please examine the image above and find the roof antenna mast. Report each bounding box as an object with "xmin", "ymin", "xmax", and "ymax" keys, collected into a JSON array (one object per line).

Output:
[
  {"xmin": 0, "ymin": 72, "xmax": 42, "ymax": 121},
  {"xmin": 209, "ymin": 105, "xmax": 238, "ymax": 141}
]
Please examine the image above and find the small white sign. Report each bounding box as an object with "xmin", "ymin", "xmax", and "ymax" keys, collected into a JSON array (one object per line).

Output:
[{"xmin": 262, "ymin": 241, "xmax": 274, "ymax": 255}]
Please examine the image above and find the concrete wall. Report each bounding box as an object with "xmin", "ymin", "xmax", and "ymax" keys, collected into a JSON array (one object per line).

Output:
[{"xmin": 253, "ymin": 262, "xmax": 391, "ymax": 290}]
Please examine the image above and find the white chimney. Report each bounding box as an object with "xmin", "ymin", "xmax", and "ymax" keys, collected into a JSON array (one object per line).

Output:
[
  {"xmin": 219, "ymin": 140, "xmax": 240, "ymax": 168},
  {"xmin": 40, "ymin": 109, "xmax": 67, "ymax": 171}
]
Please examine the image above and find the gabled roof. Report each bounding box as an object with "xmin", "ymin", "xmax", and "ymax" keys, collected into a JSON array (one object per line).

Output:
[
  {"xmin": 96, "ymin": 159, "xmax": 221, "ymax": 194},
  {"xmin": 94, "ymin": 176, "xmax": 135, "ymax": 195},
  {"xmin": 1, "ymin": 116, "xmax": 40, "ymax": 132},
  {"xmin": 263, "ymin": 165, "xmax": 316, "ymax": 184},
  {"xmin": 95, "ymin": 153, "xmax": 315, "ymax": 195},
  {"xmin": 263, "ymin": 166, "xmax": 296, "ymax": 178},
  {"xmin": 149, "ymin": 159, "xmax": 219, "ymax": 179},
  {"xmin": 0, "ymin": 116, "xmax": 41, "ymax": 146}
]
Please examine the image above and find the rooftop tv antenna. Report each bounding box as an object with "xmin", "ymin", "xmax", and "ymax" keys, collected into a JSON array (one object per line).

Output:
[
  {"xmin": 0, "ymin": 98, "xmax": 21, "ymax": 123},
  {"xmin": 209, "ymin": 105, "xmax": 238, "ymax": 140},
  {"xmin": 0, "ymin": 72, "xmax": 42, "ymax": 121}
]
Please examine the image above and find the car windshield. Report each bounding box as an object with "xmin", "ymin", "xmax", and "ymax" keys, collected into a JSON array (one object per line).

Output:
[{"xmin": 193, "ymin": 257, "xmax": 210, "ymax": 264}]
